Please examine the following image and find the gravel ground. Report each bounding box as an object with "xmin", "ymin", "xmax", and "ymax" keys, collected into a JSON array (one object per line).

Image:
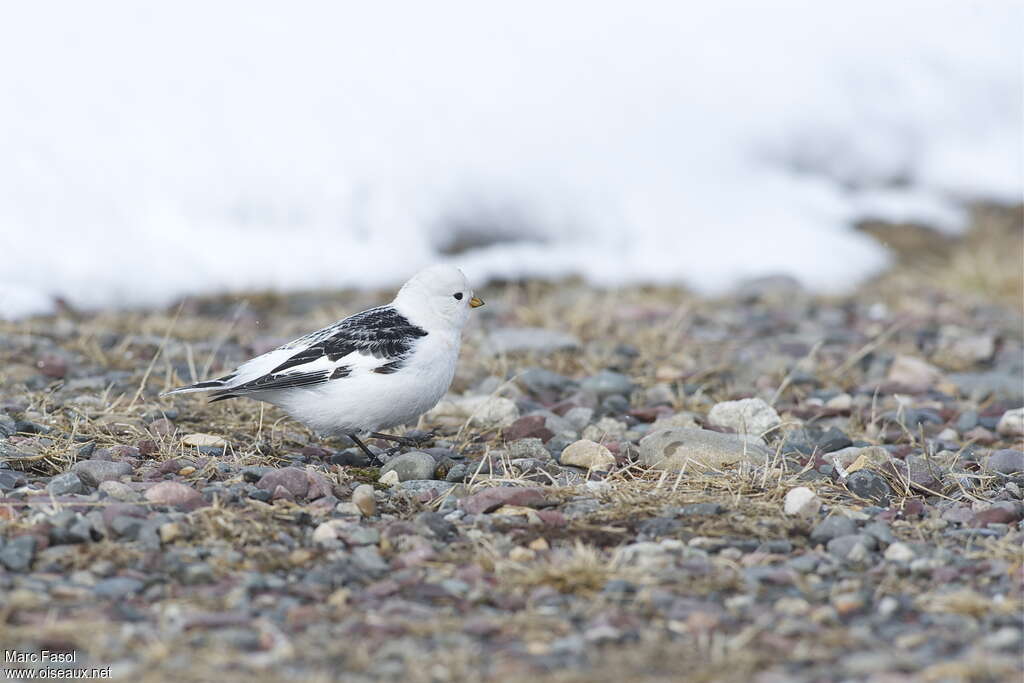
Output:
[{"xmin": 1, "ymin": 209, "xmax": 1022, "ymax": 682}]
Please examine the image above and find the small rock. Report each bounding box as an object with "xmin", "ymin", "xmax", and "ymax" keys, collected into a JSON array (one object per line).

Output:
[
  {"xmin": 827, "ymin": 534, "xmax": 876, "ymax": 559},
  {"xmin": 0, "ymin": 469, "xmax": 26, "ymax": 491},
  {"xmin": 462, "ymin": 487, "xmax": 550, "ymax": 514},
  {"xmin": 707, "ymin": 398, "xmax": 781, "ymax": 441},
  {"xmin": 98, "ymin": 480, "xmax": 140, "ymax": 501},
  {"xmin": 36, "ymin": 353, "xmax": 68, "ymax": 378},
  {"xmin": 148, "ymin": 418, "xmax": 175, "ymax": 437},
  {"xmin": 380, "ymin": 452, "xmax": 437, "ymax": 481},
  {"xmin": 581, "ymin": 417, "xmax": 628, "ymax": 442},
  {"xmin": 887, "ymin": 355, "xmax": 943, "ymax": 392},
  {"xmin": 884, "ymin": 542, "xmax": 915, "ymax": 562},
  {"xmin": 518, "ymin": 367, "xmax": 576, "ymax": 395},
  {"xmin": 559, "ymin": 439, "xmax": 616, "ymax": 470},
  {"xmin": 845, "ymin": 469, "xmax": 892, "ymax": 504},
  {"xmin": 783, "ymin": 487, "xmax": 821, "ymax": 517},
  {"xmin": 0, "ymin": 536, "xmax": 36, "ymax": 571},
  {"xmin": 93, "ymin": 577, "xmax": 143, "ymax": 598},
  {"xmin": 484, "ymin": 327, "xmax": 580, "ymax": 355},
  {"xmin": 810, "ymin": 516, "xmax": 857, "ymax": 544},
  {"xmin": 256, "ymin": 467, "xmax": 310, "ymax": 499},
  {"xmin": 985, "ymin": 450, "xmax": 1024, "ymax": 474},
  {"xmin": 312, "ymin": 520, "xmax": 342, "ymax": 544},
  {"xmin": 563, "ymin": 407, "xmax": 595, "ymax": 431},
  {"xmin": 579, "ymin": 371, "xmax": 635, "ymax": 398},
  {"xmin": 639, "ymin": 428, "xmax": 770, "ymax": 470},
  {"xmin": 426, "ymin": 395, "xmax": 520, "ymax": 429},
  {"xmin": 47, "ymin": 471, "xmax": 85, "ymax": 496},
  {"xmin": 996, "ymin": 408, "xmax": 1024, "ymax": 437},
  {"xmin": 352, "ymin": 484, "xmax": 377, "ymax": 517},
  {"xmin": 145, "ymin": 481, "xmax": 205, "ymax": 510},
  {"xmin": 72, "ymin": 460, "xmax": 132, "ymax": 487},
  {"xmin": 378, "ymin": 470, "xmax": 401, "ymax": 487},
  {"xmin": 181, "ymin": 433, "xmax": 228, "ymax": 448},
  {"xmin": 504, "ymin": 415, "xmax": 555, "ymax": 442}
]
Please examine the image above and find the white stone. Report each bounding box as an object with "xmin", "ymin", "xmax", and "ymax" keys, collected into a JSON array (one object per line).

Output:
[
  {"xmin": 997, "ymin": 408, "xmax": 1024, "ymax": 437},
  {"xmin": 707, "ymin": 398, "xmax": 781, "ymax": 441},
  {"xmin": 560, "ymin": 439, "xmax": 616, "ymax": 470},
  {"xmin": 425, "ymin": 395, "xmax": 520, "ymax": 429},
  {"xmin": 884, "ymin": 542, "xmax": 915, "ymax": 563},
  {"xmin": 784, "ymin": 486, "xmax": 821, "ymax": 517},
  {"xmin": 378, "ymin": 470, "xmax": 400, "ymax": 487}
]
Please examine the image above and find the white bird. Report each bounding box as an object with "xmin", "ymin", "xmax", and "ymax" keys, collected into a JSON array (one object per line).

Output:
[{"xmin": 163, "ymin": 264, "xmax": 483, "ymax": 460}]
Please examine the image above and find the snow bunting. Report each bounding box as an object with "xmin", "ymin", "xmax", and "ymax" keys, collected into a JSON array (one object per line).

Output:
[{"xmin": 164, "ymin": 265, "xmax": 483, "ymax": 459}]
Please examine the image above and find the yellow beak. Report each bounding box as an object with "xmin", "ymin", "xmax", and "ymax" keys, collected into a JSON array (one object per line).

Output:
[{"xmin": 469, "ymin": 296, "xmax": 485, "ymax": 308}]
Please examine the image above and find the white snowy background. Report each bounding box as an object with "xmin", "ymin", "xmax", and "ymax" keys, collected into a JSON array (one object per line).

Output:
[{"xmin": 0, "ymin": 1, "xmax": 1020, "ymax": 317}]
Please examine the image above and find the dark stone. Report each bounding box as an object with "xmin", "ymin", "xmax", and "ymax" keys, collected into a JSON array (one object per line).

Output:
[
  {"xmin": 816, "ymin": 427, "xmax": 853, "ymax": 453},
  {"xmin": 0, "ymin": 469, "xmax": 27, "ymax": 491},
  {"xmin": 986, "ymin": 450, "xmax": 1024, "ymax": 475},
  {"xmin": 846, "ymin": 470, "xmax": 893, "ymax": 504},
  {"xmin": 241, "ymin": 466, "xmax": 274, "ymax": 483},
  {"xmin": 637, "ymin": 517, "xmax": 683, "ymax": 538},
  {"xmin": 504, "ymin": 416, "xmax": 555, "ymax": 443},
  {"xmin": 462, "ymin": 487, "xmax": 552, "ymax": 515},
  {"xmin": 676, "ymin": 503, "xmax": 726, "ymax": 516},
  {"xmin": 329, "ymin": 450, "xmax": 371, "ymax": 467},
  {"xmin": 248, "ymin": 489, "xmax": 272, "ymax": 502}
]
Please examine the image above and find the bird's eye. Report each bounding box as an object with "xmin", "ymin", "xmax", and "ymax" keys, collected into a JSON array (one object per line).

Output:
[{"xmin": 453, "ymin": 292, "xmax": 464, "ymax": 301}]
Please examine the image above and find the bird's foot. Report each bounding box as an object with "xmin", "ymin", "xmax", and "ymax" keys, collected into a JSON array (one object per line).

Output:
[{"xmin": 369, "ymin": 430, "xmax": 436, "ymax": 448}]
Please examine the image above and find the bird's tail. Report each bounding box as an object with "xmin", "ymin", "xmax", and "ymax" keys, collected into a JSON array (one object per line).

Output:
[{"xmin": 160, "ymin": 373, "xmax": 237, "ymax": 398}]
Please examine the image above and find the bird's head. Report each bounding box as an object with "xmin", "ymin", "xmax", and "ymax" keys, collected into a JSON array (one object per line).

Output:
[{"xmin": 394, "ymin": 264, "xmax": 484, "ymax": 330}]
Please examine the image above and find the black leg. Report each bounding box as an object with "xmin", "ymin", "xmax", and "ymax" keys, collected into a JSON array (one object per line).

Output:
[{"xmin": 349, "ymin": 434, "xmax": 382, "ymax": 465}]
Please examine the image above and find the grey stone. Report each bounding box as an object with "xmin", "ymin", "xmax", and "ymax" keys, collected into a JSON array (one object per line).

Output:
[
  {"xmin": 72, "ymin": 460, "xmax": 132, "ymax": 487},
  {"xmin": 827, "ymin": 533, "xmax": 877, "ymax": 558},
  {"xmin": 47, "ymin": 471, "xmax": 85, "ymax": 496},
  {"xmin": 93, "ymin": 577, "xmax": 144, "ymax": 598},
  {"xmin": 845, "ymin": 469, "xmax": 893, "ymax": 504},
  {"xmin": 0, "ymin": 535, "xmax": 36, "ymax": 571},
  {"xmin": 707, "ymin": 398, "xmax": 781, "ymax": 441},
  {"xmin": 518, "ymin": 367, "xmax": 576, "ymax": 395},
  {"xmin": 986, "ymin": 450, "xmax": 1024, "ymax": 474},
  {"xmin": 580, "ymin": 371, "xmax": 635, "ymax": 398},
  {"xmin": 485, "ymin": 327, "xmax": 580, "ymax": 355},
  {"xmin": 380, "ymin": 452, "xmax": 438, "ymax": 481},
  {"xmin": 0, "ymin": 413, "xmax": 16, "ymax": 438},
  {"xmin": 0, "ymin": 469, "xmax": 27, "ymax": 491},
  {"xmin": 639, "ymin": 428, "xmax": 770, "ymax": 470},
  {"xmin": 810, "ymin": 516, "xmax": 857, "ymax": 544}
]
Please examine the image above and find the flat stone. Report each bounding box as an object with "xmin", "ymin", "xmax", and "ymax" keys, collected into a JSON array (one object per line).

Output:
[
  {"xmin": 462, "ymin": 486, "xmax": 551, "ymax": 515},
  {"xmin": 504, "ymin": 415, "xmax": 555, "ymax": 442},
  {"xmin": 579, "ymin": 371, "xmax": 635, "ymax": 398},
  {"xmin": 985, "ymin": 450, "xmax": 1024, "ymax": 474},
  {"xmin": 144, "ymin": 481, "xmax": 205, "ymax": 510},
  {"xmin": 47, "ymin": 471, "xmax": 85, "ymax": 496},
  {"xmin": 93, "ymin": 577, "xmax": 144, "ymax": 598},
  {"xmin": 559, "ymin": 439, "xmax": 616, "ymax": 470},
  {"xmin": 810, "ymin": 516, "xmax": 857, "ymax": 544},
  {"xmin": 256, "ymin": 467, "xmax": 310, "ymax": 498},
  {"xmin": 639, "ymin": 428, "xmax": 770, "ymax": 470},
  {"xmin": 380, "ymin": 452, "xmax": 437, "ymax": 481},
  {"xmin": 72, "ymin": 460, "xmax": 132, "ymax": 486},
  {"xmin": 887, "ymin": 355, "xmax": 943, "ymax": 392},
  {"xmin": 783, "ymin": 486, "xmax": 821, "ymax": 517},
  {"xmin": 518, "ymin": 367, "xmax": 576, "ymax": 395},
  {"xmin": 484, "ymin": 327, "xmax": 581, "ymax": 355},
  {"xmin": 181, "ymin": 433, "xmax": 228, "ymax": 448},
  {"xmin": 707, "ymin": 398, "xmax": 781, "ymax": 441}
]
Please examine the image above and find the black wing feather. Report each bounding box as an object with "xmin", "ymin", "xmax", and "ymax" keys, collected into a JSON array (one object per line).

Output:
[{"xmin": 211, "ymin": 306, "xmax": 427, "ymax": 401}]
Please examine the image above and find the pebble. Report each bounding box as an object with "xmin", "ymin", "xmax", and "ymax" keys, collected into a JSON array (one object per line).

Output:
[
  {"xmin": 707, "ymin": 398, "xmax": 781, "ymax": 441},
  {"xmin": 639, "ymin": 428, "xmax": 770, "ymax": 470},
  {"xmin": 887, "ymin": 355, "xmax": 943, "ymax": 392},
  {"xmin": 426, "ymin": 395, "xmax": 520, "ymax": 429},
  {"xmin": 559, "ymin": 439, "xmax": 616, "ymax": 470},
  {"xmin": 0, "ymin": 536, "xmax": 36, "ymax": 571},
  {"xmin": 996, "ymin": 407, "xmax": 1024, "ymax": 437},
  {"xmin": 581, "ymin": 417, "xmax": 627, "ymax": 442},
  {"xmin": 352, "ymin": 484, "xmax": 377, "ymax": 517},
  {"xmin": 47, "ymin": 471, "xmax": 85, "ymax": 496},
  {"xmin": 985, "ymin": 449, "xmax": 1024, "ymax": 474},
  {"xmin": 98, "ymin": 480, "xmax": 140, "ymax": 501},
  {"xmin": 783, "ymin": 486, "xmax": 821, "ymax": 517},
  {"xmin": 72, "ymin": 459, "xmax": 132, "ymax": 486},
  {"xmin": 144, "ymin": 481, "xmax": 205, "ymax": 510},
  {"xmin": 827, "ymin": 534, "xmax": 876, "ymax": 559},
  {"xmin": 579, "ymin": 370, "xmax": 634, "ymax": 398},
  {"xmin": 378, "ymin": 470, "xmax": 400, "ymax": 487},
  {"xmin": 518, "ymin": 367, "xmax": 576, "ymax": 395},
  {"xmin": 379, "ymin": 451, "xmax": 438, "ymax": 481},
  {"xmin": 181, "ymin": 433, "xmax": 228, "ymax": 448},
  {"xmin": 462, "ymin": 486, "xmax": 550, "ymax": 514},
  {"xmin": 256, "ymin": 467, "xmax": 310, "ymax": 498},
  {"xmin": 884, "ymin": 542, "xmax": 915, "ymax": 562},
  {"xmin": 504, "ymin": 416, "xmax": 555, "ymax": 442},
  {"xmin": 845, "ymin": 469, "xmax": 893, "ymax": 504},
  {"xmin": 93, "ymin": 577, "xmax": 144, "ymax": 598},
  {"xmin": 810, "ymin": 516, "xmax": 857, "ymax": 544},
  {"xmin": 484, "ymin": 327, "xmax": 581, "ymax": 354}
]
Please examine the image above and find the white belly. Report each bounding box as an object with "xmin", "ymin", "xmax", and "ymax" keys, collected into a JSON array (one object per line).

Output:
[{"xmin": 261, "ymin": 331, "xmax": 459, "ymax": 436}]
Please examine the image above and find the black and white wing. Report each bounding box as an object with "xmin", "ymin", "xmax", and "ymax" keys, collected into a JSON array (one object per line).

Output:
[{"xmin": 164, "ymin": 306, "xmax": 427, "ymax": 401}]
